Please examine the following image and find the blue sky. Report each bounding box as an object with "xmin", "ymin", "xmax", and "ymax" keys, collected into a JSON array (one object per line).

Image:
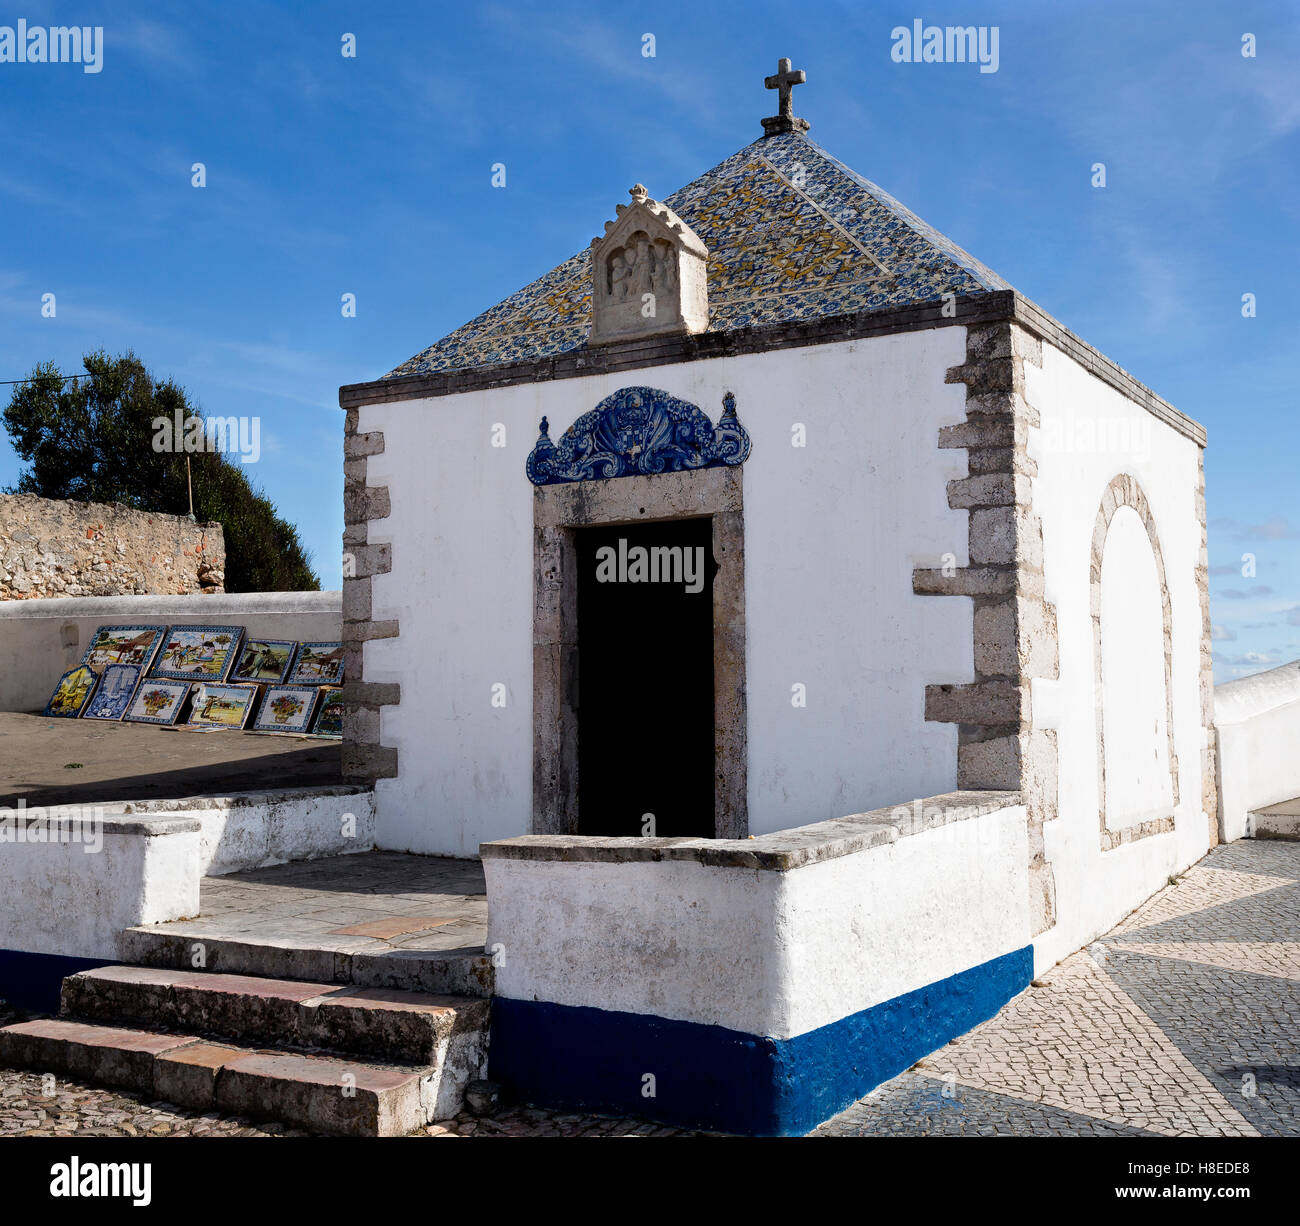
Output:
[{"xmin": 0, "ymin": 0, "xmax": 1295, "ymax": 680}]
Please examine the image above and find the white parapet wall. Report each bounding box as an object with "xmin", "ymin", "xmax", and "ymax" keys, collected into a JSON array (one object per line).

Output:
[
  {"xmin": 0, "ymin": 590, "xmax": 341, "ymax": 713},
  {"xmin": 0, "ymin": 807, "xmax": 200, "ymax": 962},
  {"xmin": 101, "ymin": 786, "xmax": 376, "ymax": 877},
  {"xmin": 0, "ymin": 784, "xmax": 375, "ymax": 1011},
  {"xmin": 1215, "ymin": 659, "xmax": 1300, "ymax": 842},
  {"xmin": 481, "ymin": 791, "xmax": 1032, "ymax": 1136}
]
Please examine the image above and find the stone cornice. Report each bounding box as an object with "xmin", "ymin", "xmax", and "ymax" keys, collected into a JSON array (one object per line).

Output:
[{"xmin": 338, "ymin": 290, "xmax": 1206, "ymax": 448}]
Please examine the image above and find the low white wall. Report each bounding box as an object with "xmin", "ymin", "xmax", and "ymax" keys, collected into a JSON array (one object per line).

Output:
[
  {"xmin": 0, "ymin": 809, "xmax": 200, "ymax": 960},
  {"xmin": 0, "ymin": 590, "xmax": 340, "ymax": 713},
  {"xmin": 1215, "ymin": 660, "xmax": 1300, "ymax": 842},
  {"xmin": 0, "ymin": 785, "xmax": 376, "ymax": 963},
  {"xmin": 483, "ymin": 795, "xmax": 1029, "ymax": 1040},
  {"xmin": 105, "ymin": 786, "xmax": 376, "ymax": 877}
]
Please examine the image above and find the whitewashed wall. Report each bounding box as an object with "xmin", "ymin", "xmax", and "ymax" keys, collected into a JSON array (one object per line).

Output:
[
  {"xmin": 0, "ymin": 786, "xmax": 372, "ymax": 972},
  {"xmin": 0, "ymin": 812, "xmax": 199, "ymax": 960},
  {"xmin": 0, "ymin": 590, "xmax": 341, "ymax": 713},
  {"xmin": 100, "ymin": 786, "xmax": 376, "ymax": 877},
  {"xmin": 484, "ymin": 802, "xmax": 1029, "ymax": 1039},
  {"xmin": 360, "ymin": 331, "xmax": 973, "ymax": 855},
  {"xmin": 1215, "ymin": 660, "xmax": 1300, "ymax": 841},
  {"xmin": 1028, "ymin": 341, "xmax": 1209, "ymax": 972}
]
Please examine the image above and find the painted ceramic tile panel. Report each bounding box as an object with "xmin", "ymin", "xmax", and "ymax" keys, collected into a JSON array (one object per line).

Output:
[
  {"xmin": 286, "ymin": 643, "xmax": 345, "ymax": 685},
  {"xmin": 43, "ymin": 665, "xmax": 99, "ymax": 718},
  {"xmin": 187, "ymin": 682, "xmax": 259, "ymax": 729},
  {"xmin": 82, "ymin": 664, "xmax": 144, "ymax": 721},
  {"xmin": 251, "ymin": 685, "xmax": 320, "ymax": 733},
  {"xmin": 150, "ymin": 625, "xmax": 244, "ymax": 681},
  {"xmin": 81, "ymin": 625, "xmax": 167, "ymax": 670},
  {"xmin": 123, "ymin": 680, "xmax": 192, "ymax": 725},
  {"xmin": 310, "ymin": 686, "xmax": 343, "ymax": 737},
  {"xmin": 229, "ymin": 639, "xmax": 296, "ymax": 684}
]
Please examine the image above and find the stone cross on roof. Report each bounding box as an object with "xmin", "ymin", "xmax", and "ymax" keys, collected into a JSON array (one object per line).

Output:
[{"xmin": 762, "ymin": 57, "xmax": 809, "ymax": 137}]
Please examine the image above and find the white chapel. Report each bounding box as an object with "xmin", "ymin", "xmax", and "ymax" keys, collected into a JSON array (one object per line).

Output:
[{"xmin": 334, "ymin": 60, "xmax": 1217, "ymax": 1130}]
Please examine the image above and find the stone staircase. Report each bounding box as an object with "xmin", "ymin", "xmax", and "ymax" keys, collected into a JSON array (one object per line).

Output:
[
  {"xmin": 118, "ymin": 921, "xmax": 495, "ymax": 998},
  {"xmin": 0, "ymin": 965, "xmax": 491, "ymax": 1136}
]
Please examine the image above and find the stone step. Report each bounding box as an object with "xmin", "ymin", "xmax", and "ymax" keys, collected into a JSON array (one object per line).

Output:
[
  {"xmin": 61, "ymin": 966, "xmax": 490, "ymax": 1072},
  {"xmin": 119, "ymin": 925, "xmax": 494, "ymax": 998},
  {"xmin": 0, "ymin": 1018, "xmax": 437, "ymax": 1136}
]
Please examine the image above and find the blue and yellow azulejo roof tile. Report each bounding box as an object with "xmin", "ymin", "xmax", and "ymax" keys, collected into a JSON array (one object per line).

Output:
[{"xmin": 385, "ymin": 132, "xmax": 1012, "ymax": 379}]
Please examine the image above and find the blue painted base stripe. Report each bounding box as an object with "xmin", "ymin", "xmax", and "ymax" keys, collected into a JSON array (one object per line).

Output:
[
  {"xmin": 489, "ymin": 944, "xmax": 1033, "ymax": 1135},
  {"xmin": 0, "ymin": 949, "xmax": 113, "ymax": 1014}
]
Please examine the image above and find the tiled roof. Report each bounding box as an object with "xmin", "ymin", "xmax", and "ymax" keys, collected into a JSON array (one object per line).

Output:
[{"xmin": 385, "ymin": 131, "xmax": 1012, "ymax": 379}]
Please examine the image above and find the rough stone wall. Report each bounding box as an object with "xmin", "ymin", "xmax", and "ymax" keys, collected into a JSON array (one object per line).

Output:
[
  {"xmin": 913, "ymin": 320, "xmax": 1060, "ymax": 937},
  {"xmin": 0, "ymin": 494, "xmax": 224, "ymax": 600},
  {"xmin": 342, "ymin": 408, "xmax": 398, "ymax": 783}
]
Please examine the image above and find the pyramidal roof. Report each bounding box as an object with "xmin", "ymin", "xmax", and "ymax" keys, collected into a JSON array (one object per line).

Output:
[{"xmin": 385, "ymin": 130, "xmax": 1012, "ymax": 380}]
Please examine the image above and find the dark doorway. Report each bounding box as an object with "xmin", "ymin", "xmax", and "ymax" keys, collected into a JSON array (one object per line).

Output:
[{"xmin": 576, "ymin": 517, "xmax": 716, "ymax": 837}]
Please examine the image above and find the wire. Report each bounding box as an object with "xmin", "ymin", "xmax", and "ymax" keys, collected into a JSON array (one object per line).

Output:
[{"xmin": 0, "ymin": 371, "xmax": 92, "ymax": 386}]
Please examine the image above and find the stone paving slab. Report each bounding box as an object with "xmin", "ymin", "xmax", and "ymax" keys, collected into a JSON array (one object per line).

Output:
[{"xmin": 130, "ymin": 851, "xmax": 489, "ymax": 960}]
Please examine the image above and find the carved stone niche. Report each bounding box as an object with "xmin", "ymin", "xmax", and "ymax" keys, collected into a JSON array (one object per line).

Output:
[{"xmin": 588, "ymin": 184, "xmax": 709, "ymax": 345}]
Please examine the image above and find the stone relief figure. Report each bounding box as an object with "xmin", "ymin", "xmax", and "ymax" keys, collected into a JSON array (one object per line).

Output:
[
  {"xmin": 628, "ymin": 234, "xmax": 654, "ymax": 299},
  {"xmin": 605, "ymin": 235, "xmax": 679, "ymax": 305},
  {"xmin": 609, "ymin": 251, "xmax": 630, "ymax": 301},
  {"xmin": 651, "ymin": 239, "xmax": 676, "ymax": 294}
]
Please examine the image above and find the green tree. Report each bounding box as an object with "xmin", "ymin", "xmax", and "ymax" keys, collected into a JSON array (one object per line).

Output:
[{"xmin": 3, "ymin": 350, "xmax": 320, "ymax": 592}]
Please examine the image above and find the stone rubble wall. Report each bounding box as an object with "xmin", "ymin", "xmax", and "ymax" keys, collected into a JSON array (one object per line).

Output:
[{"xmin": 0, "ymin": 494, "xmax": 224, "ymax": 600}]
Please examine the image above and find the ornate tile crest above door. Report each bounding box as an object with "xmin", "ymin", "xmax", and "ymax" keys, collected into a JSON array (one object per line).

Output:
[{"xmin": 525, "ymin": 386, "xmax": 751, "ymax": 486}]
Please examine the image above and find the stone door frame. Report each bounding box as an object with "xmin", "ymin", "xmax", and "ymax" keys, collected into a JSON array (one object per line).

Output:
[{"xmin": 532, "ymin": 466, "xmax": 747, "ymax": 839}]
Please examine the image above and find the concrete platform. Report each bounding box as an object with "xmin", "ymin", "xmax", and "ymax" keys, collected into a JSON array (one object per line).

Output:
[
  {"xmin": 0, "ymin": 710, "xmax": 342, "ymax": 808},
  {"xmin": 122, "ymin": 851, "xmax": 493, "ymax": 997}
]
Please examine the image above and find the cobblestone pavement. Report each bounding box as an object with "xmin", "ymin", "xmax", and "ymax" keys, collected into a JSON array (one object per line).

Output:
[
  {"xmin": 815, "ymin": 839, "xmax": 1299, "ymax": 1136},
  {"xmin": 1, "ymin": 840, "xmax": 1295, "ymax": 1138}
]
